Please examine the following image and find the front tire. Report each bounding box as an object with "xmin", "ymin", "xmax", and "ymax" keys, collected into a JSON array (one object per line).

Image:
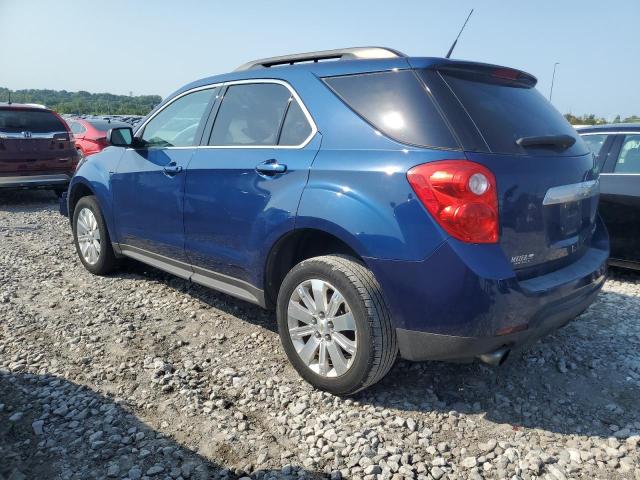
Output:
[
  {"xmin": 72, "ymin": 195, "xmax": 118, "ymax": 275},
  {"xmin": 277, "ymin": 255, "xmax": 397, "ymax": 395}
]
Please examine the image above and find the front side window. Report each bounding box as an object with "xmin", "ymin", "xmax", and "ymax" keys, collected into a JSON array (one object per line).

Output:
[
  {"xmin": 209, "ymin": 83, "xmax": 292, "ymax": 146},
  {"xmin": 141, "ymin": 88, "xmax": 216, "ymax": 147},
  {"xmin": 581, "ymin": 134, "xmax": 608, "ymax": 156},
  {"xmin": 614, "ymin": 134, "xmax": 640, "ymax": 173}
]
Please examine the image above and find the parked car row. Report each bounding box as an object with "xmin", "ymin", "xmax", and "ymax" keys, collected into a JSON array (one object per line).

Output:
[
  {"xmin": 61, "ymin": 47, "xmax": 610, "ymax": 394},
  {"xmin": 578, "ymin": 124, "xmax": 640, "ymax": 270}
]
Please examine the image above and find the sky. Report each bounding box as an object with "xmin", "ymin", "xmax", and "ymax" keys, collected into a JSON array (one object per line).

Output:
[{"xmin": 1, "ymin": 0, "xmax": 638, "ymax": 118}]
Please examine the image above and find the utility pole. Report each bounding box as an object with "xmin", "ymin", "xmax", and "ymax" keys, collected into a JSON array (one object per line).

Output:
[{"xmin": 549, "ymin": 62, "xmax": 560, "ymax": 102}]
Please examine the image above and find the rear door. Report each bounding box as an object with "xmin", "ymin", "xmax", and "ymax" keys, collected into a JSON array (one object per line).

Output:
[
  {"xmin": 0, "ymin": 108, "xmax": 76, "ymax": 176},
  {"xmin": 422, "ymin": 66, "xmax": 599, "ymax": 277},
  {"xmin": 598, "ymin": 133, "xmax": 640, "ymax": 262},
  {"xmin": 185, "ymin": 81, "xmax": 319, "ymax": 288},
  {"xmin": 111, "ymin": 87, "xmax": 217, "ymax": 265}
]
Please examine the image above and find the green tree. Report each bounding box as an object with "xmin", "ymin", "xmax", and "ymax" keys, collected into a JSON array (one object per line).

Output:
[{"xmin": 0, "ymin": 87, "xmax": 161, "ymax": 116}]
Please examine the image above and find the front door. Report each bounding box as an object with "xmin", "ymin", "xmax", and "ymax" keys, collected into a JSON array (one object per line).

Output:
[
  {"xmin": 184, "ymin": 81, "xmax": 318, "ymax": 288},
  {"xmin": 112, "ymin": 87, "xmax": 218, "ymax": 265}
]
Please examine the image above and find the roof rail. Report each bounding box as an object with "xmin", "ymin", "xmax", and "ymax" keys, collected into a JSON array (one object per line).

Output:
[{"xmin": 234, "ymin": 46, "xmax": 407, "ymax": 72}]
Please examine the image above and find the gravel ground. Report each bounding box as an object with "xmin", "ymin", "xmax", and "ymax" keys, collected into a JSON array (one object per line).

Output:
[{"xmin": 1, "ymin": 189, "xmax": 639, "ymax": 480}]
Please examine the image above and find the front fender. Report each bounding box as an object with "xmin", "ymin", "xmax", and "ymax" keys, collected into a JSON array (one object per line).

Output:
[{"xmin": 68, "ymin": 148, "xmax": 123, "ymax": 239}]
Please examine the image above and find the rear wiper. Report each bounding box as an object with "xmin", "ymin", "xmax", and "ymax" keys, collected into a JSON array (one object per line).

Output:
[{"xmin": 516, "ymin": 134, "xmax": 576, "ymax": 149}]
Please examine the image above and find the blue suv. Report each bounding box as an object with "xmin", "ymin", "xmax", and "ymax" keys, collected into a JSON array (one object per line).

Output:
[{"xmin": 63, "ymin": 47, "xmax": 608, "ymax": 394}]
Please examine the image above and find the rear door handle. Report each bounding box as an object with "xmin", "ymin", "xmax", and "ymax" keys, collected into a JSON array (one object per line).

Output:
[
  {"xmin": 256, "ymin": 159, "xmax": 287, "ymax": 175},
  {"xmin": 163, "ymin": 163, "xmax": 183, "ymax": 176}
]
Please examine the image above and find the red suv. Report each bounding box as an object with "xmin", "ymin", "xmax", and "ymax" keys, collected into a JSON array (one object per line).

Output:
[
  {"xmin": 0, "ymin": 103, "xmax": 78, "ymax": 195},
  {"xmin": 67, "ymin": 118, "xmax": 131, "ymax": 159}
]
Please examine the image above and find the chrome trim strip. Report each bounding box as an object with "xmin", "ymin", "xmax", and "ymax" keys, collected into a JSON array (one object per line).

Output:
[
  {"xmin": 579, "ymin": 131, "xmax": 640, "ymax": 136},
  {"xmin": 118, "ymin": 243, "xmax": 265, "ymax": 306},
  {"xmin": 0, "ymin": 131, "xmax": 69, "ymax": 139},
  {"xmin": 132, "ymin": 79, "xmax": 317, "ymax": 151},
  {"xmin": 0, "ymin": 174, "xmax": 70, "ymax": 186},
  {"xmin": 542, "ymin": 179, "xmax": 599, "ymax": 206},
  {"xmin": 600, "ymin": 173, "xmax": 640, "ymax": 176}
]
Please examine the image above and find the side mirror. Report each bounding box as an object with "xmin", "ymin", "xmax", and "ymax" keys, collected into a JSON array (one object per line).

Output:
[{"xmin": 107, "ymin": 127, "xmax": 134, "ymax": 147}]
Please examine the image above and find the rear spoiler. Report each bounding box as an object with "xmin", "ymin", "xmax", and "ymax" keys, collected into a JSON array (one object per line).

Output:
[{"xmin": 435, "ymin": 62, "xmax": 537, "ymax": 88}]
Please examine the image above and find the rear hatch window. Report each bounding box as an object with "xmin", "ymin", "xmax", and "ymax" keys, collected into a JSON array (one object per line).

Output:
[
  {"xmin": 322, "ymin": 71, "xmax": 459, "ymax": 150},
  {"xmin": 432, "ymin": 66, "xmax": 588, "ymax": 156},
  {"xmin": 0, "ymin": 109, "xmax": 67, "ymax": 134}
]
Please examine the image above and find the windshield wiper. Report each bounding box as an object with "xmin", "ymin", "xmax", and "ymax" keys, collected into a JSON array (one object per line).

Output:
[{"xmin": 516, "ymin": 134, "xmax": 576, "ymax": 149}]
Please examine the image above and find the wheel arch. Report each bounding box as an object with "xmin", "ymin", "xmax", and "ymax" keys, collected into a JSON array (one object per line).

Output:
[{"xmin": 263, "ymin": 227, "xmax": 365, "ymax": 309}]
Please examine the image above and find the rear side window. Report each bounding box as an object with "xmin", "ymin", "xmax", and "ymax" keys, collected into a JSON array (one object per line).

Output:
[
  {"xmin": 581, "ymin": 134, "xmax": 608, "ymax": 156},
  {"xmin": 279, "ymin": 100, "xmax": 313, "ymax": 146},
  {"xmin": 210, "ymin": 83, "xmax": 292, "ymax": 146},
  {"xmin": 0, "ymin": 109, "xmax": 66, "ymax": 133},
  {"xmin": 439, "ymin": 71, "xmax": 585, "ymax": 155},
  {"xmin": 323, "ymin": 71, "xmax": 459, "ymax": 149}
]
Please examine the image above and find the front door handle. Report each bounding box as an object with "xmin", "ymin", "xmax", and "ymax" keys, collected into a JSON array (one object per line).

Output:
[
  {"xmin": 256, "ymin": 159, "xmax": 287, "ymax": 175},
  {"xmin": 163, "ymin": 163, "xmax": 183, "ymax": 176}
]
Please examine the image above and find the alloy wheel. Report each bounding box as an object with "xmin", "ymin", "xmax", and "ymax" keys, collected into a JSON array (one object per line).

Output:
[
  {"xmin": 287, "ymin": 279, "xmax": 357, "ymax": 377},
  {"xmin": 76, "ymin": 207, "xmax": 101, "ymax": 265}
]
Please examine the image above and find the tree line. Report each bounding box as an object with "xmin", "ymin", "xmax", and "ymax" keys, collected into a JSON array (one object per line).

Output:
[
  {"xmin": 564, "ymin": 113, "xmax": 640, "ymax": 125},
  {"xmin": 0, "ymin": 87, "xmax": 162, "ymax": 116}
]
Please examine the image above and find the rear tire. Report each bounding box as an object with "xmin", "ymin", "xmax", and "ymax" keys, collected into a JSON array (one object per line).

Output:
[
  {"xmin": 277, "ymin": 255, "xmax": 397, "ymax": 395},
  {"xmin": 72, "ymin": 195, "xmax": 119, "ymax": 275}
]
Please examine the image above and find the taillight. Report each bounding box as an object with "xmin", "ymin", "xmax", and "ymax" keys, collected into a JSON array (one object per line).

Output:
[{"xmin": 407, "ymin": 160, "xmax": 499, "ymax": 243}]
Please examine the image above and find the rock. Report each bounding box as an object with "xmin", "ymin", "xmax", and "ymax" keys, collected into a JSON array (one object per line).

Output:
[
  {"xmin": 364, "ymin": 465, "xmax": 382, "ymax": 475},
  {"xmin": 8, "ymin": 412, "xmax": 23, "ymax": 422},
  {"xmin": 462, "ymin": 456, "xmax": 478, "ymax": 468},
  {"xmin": 106, "ymin": 464, "xmax": 120, "ymax": 477},
  {"xmin": 480, "ymin": 438, "xmax": 497, "ymax": 453},
  {"xmin": 430, "ymin": 466, "xmax": 444, "ymax": 480},
  {"xmin": 128, "ymin": 467, "xmax": 142, "ymax": 480},
  {"xmin": 323, "ymin": 429, "xmax": 338, "ymax": 442},
  {"xmin": 32, "ymin": 420, "xmax": 44, "ymax": 435},
  {"xmin": 146, "ymin": 465, "xmax": 164, "ymax": 476}
]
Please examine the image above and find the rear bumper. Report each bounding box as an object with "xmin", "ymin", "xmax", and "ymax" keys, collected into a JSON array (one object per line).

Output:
[
  {"xmin": 0, "ymin": 174, "xmax": 70, "ymax": 189},
  {"xmin": 366, "ymin": 217, "xmax": 609, "ymax": 362},
  {"xmin": 396, "ymin": 274, "xmax": 602, "ymax": 361}
]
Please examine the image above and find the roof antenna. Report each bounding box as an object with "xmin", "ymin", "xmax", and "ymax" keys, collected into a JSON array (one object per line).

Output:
[
  {"xmin": 446, "ymin": 9, "xmax": 474, "ymax": 59},
  {"xmin": 7, "ymin": 90, "xmax": 11, "ymax": 104}
]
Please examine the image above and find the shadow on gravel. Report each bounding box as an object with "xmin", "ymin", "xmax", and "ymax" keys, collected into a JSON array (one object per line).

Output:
[{"xmin": 0, "ymin": 371, "xmax": 320, "ymax": 480}]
